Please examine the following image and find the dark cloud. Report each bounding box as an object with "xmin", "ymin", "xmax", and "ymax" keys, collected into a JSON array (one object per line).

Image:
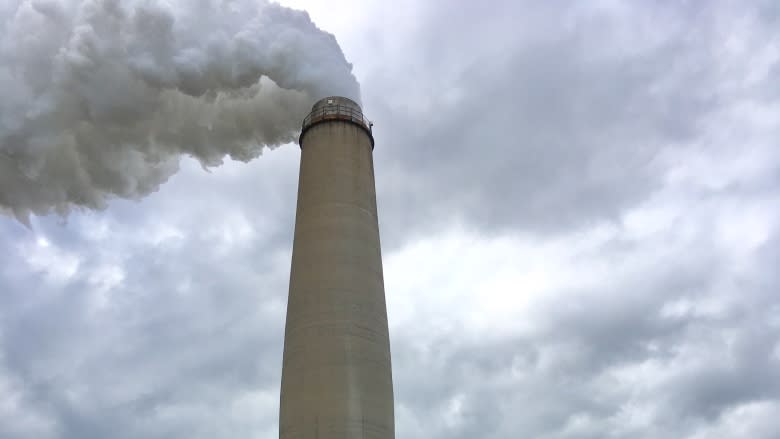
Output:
[{"xmin": 366, "ymin": 0, "xmax": 778, "ymax": 246}]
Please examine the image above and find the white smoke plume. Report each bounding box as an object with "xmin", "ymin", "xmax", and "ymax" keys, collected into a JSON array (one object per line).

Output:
[{"xmin": 0, "ymin": 0, "xmax": 360, "ymax": 223}]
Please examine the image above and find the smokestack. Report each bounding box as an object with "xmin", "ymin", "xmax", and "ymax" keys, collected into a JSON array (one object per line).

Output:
[{"xmin": 280, "ymin": 97, "xmax": 394, "ymax": 438}]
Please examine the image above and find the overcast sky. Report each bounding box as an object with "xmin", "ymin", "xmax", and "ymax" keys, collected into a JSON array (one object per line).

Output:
[{"xmin": 2, "ymin": 1, "xmax": 780, "ymax": 438}]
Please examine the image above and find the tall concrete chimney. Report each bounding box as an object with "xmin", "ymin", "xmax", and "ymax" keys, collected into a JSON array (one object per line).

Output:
[{"xmin": 279, "ymin": 97, "xmax": 394, "ymax": 439}]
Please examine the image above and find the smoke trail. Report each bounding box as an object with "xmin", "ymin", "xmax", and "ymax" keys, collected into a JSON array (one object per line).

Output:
[{"xmin": 0, "ymin": 0, "xmax": 360, "ymax": 223}]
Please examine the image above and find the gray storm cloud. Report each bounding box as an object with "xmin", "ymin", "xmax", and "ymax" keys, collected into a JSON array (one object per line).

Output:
[{"xmin": 0, "ymin": 0, "xmax": 360, "ymax": 223}]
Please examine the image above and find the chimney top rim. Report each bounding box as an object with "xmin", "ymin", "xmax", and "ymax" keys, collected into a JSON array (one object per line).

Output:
[{"xmin": 311, "ymin": 96, "xmax": 362, "ymax": 111}]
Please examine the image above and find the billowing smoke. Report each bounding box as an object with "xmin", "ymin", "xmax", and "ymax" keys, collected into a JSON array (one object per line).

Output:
[{"xmin": 0, "ymin": 0, "xmax": 360, "ymax": 223}]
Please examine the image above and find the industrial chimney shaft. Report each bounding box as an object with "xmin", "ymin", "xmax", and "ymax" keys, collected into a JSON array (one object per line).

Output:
[{"xmin": 280, "ymin": 96, "xmax": 394, "ymax": 439}]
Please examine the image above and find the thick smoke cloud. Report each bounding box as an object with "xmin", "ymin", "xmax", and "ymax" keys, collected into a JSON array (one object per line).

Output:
[{"xmin": 0, "ymin": 0, "xmax": 359, "ymax": 222}]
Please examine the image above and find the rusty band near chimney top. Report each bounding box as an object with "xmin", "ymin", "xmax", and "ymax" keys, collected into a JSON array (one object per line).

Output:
[{"xmin": 299, "ymin": 96, "xmax": 374, "ymax": 149}]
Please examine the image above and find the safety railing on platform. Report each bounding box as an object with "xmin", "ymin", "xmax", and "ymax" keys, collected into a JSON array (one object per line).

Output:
[{"xmin": 302, "ymin": 104, "xmax": 372, "ymax": 132}]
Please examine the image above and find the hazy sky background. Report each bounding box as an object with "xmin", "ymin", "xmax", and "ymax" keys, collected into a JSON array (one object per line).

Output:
[{"xmin": 1, "ymin": 1, "xmax": 779, "ymax": 438}]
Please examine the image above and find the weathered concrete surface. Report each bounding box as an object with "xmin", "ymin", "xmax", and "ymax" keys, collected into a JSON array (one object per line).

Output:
[{"xmin": 280, "ymin": 99, "xmax": 394, "ymax": 439}]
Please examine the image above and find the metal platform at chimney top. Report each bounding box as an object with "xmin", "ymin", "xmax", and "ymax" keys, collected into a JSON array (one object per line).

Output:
[{"xmin": 299, "ymin": 97, "xmax": 375, "ymax": 149}]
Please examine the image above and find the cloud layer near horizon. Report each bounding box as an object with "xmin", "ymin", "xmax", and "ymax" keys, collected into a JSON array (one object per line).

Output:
[{"xmin": 1, "ymin": 1, "xmax": 779, "ymax": 439}]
